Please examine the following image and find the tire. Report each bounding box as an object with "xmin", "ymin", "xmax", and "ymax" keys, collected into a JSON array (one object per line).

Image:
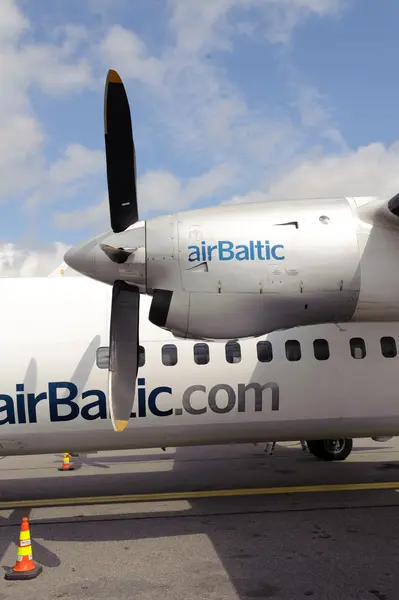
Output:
[
  {"xmin": 306, "ymin": 440, "xmax": 324, "ymax": 459},
  {"xmin": 306, "ymin": 438, "xmax": 353, "ymax": 461}
]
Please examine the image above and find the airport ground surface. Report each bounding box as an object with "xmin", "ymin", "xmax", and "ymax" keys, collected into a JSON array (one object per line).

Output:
[{"xmin": 1, "ymin": 440, "xmax": 399, "ymax": 599}]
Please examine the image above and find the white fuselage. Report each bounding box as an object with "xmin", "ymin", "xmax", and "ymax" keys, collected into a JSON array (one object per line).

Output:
[{"xmin": 0, "ymin": 276, "xmax": 399, "ymax": 456}]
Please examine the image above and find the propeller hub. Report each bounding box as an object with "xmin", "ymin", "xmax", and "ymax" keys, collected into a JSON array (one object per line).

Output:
[{"xmin": 64, "ymin": 222, "xmax": 146, "ymax": 291}]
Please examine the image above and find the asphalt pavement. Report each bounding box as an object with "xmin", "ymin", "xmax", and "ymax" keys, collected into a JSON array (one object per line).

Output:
[{"xmin": 0, "ymin": 439, "xmax": 399, "ymax": 599}]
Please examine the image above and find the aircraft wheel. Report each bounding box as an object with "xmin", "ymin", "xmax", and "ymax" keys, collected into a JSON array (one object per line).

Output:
[
  {"xmin": 306, "ymin": 438, "xmax": 353, "ymax": 461},
  {"xmin": 306, "ymin": 440, "xmax": 324, "ymax": 459}
]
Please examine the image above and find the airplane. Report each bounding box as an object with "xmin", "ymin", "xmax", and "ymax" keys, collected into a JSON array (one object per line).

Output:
[
  {"xmin": 0, "ymin": 273, "xmax": 396, "ymax": 463},
  {"xmin": 63, "ymin": 70, "xmax": 399, "ymax": 433}
]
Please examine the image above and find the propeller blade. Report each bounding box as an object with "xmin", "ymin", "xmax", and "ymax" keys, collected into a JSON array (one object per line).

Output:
[
  {"xmin": 104, "ymin": 69, "xmax": 139, "ymax": 233},
  {"xmin": 149, "ymin": 289, "xmax": 173, "ymax": 328},
  {"xmin": 100, "ymin": 244, "xmax": 134, "ymax": 264},
  {"xmin": 108, "ymin": 280, "xmax": 139, "ymax": 432}
]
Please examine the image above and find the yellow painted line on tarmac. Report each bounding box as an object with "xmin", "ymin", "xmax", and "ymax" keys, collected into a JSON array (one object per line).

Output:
[{"xmin": 1, "ymin": 481, "xmax": 399, "ymax": 509}]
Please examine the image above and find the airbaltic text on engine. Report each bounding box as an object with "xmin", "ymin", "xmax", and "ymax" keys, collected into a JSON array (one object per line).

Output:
[
  {"xmin": 187, "ymin": 240, "xmax": 285, "ymax": 263},
  {"xmin": 0, "ymin": 378, "xmax": 279, "ymax": 425}
]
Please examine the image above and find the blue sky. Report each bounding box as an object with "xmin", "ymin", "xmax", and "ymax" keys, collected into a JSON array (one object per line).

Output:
[{"xmin": 1, "ymin": 0, "xmax": 399, "ymax": 274}]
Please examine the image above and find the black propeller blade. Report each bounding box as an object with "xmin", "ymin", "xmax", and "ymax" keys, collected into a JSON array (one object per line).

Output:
[
  {"xmin": 103, "ymin": 70, "xmax": 141, "ymax": 432},
  {"xmin": 104, "ymin": 69, "xmax": 139, "ymax": 233},
  {"xmin": 149, "ymin": 289, "xmax": 173, "ymax": 328},
  {"xmin": 103, "ymin": 70, "xmax": 168, "ymax": 432},
  {"xmin": 108, "ymin": 281, "xmax": 140, "ymax": 432}
]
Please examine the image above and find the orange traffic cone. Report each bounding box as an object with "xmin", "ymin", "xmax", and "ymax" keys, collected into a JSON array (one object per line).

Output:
[
  {"xmin": 58, "ymin": 452, "xmax": 74, "ymax": 471},
  {"xmin": 4, "ymin": 517, "xmax": 42, "ymax": 580}
]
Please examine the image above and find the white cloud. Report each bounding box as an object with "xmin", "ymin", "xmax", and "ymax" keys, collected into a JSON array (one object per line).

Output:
[
  {"xmin": 54, "ymin": 194, "xmax": 108, "ymax": 230},
  {"xmin": 22, "ymin": 45, "xmax": 92, "ymax": 96},
  {"xmin": 48, "ymin": 144, "xmax": 104, "ymax": 187},
  {"xmin": 54, "ymin": 162, "xmax": 238, "ymax": 228},
  {"xmin": 183, "ymin": 162, "xmax": 238, "ymax": 203},
  {"xmin": 0, "ymin": 0, "xmax": 96, "ymax": 207},
  {"xmin": 259, "ymin": 0, "xmax": 346, "ymax": 44},
  {"xmin": 169, "ymin": 0, "xmax": 348, "ymax": 50},
  {"xmin": 0, "ymin": 0, "xmax": 361, "ymax": 255},
  {"xmin": 169, "ymin": 0, "xmax": 236, "ymax": 55},
  {"xmin": 0, "ymin": 0, "xmax": 352, "ymax": 202},
  {"xmin": 0, "ymin": 115, "xmax": 45, "ymax": 197},
  {"xmin": 0, "ymin": 242, "xmax": 72, "ymax": 277},
  {"xmin": 94, "ymin": 0, "xmax": 350, "ymax": 189},
  {"xmin": 0, "ymin": 0, "xmax": 28, "ymax": 43},
  {"xmin": 49, "ymin": 0, "xmax": 355, "ymax": 231},
  {"xmin": 97, "ymin": 23, "xmax": 300, "ymax": 179},
  {"xmin": 25, "ymin": 144, "xmax": 105, "ymax": 212},
  {"xmin": 100, "ymin": 25, "xmax": 165, "ymax": 88},
  {"xmin": 291, "ymin": 82, "xmax": 348, "ymax": 150},
  {"xmin": 227, "ymin": 142, "xmax": 399, "ymax": 203},
  {"xmin": 18, "ymin": 142, "xmax": 399, "ymax": 277},
  {"xmin": 138, "ymin": 162, "xmax": 238, "ymax": 212},
  {"xmin": 137, "ymin": 172, "xmax": 182, "ymax": 213},
  {"xmin": 267, "ymin": 142, "xmax": 399, "ymax": 199}
]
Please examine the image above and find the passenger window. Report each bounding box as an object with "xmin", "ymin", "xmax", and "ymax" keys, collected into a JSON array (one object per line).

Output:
[
  {"xmin": 257, "ymin": 341, "xmax": 273, "ymax": 363},
  {"xmin": 193, "ymin": 343, "xmax": 210, "ymax": 365},
  {"xmin": 313, "ymin": 339, "xmax": 330, "ymax": 361},
  {"xmin": 226, "ymin": 341, "xmax": 241, "ymax": 364},
  {"xmin": 138, "ymin": 345, "xmax": 145, "ymax": 367},
  {"xmin": 381, "ymin": 336, "xmax": 397, "ymax": 358},
  {"xmin": 350, "ymin": 337, "xmax": 366, "ymax": 359},
  {"xmin": 162, "ymin": 344, "xmax": 178, "ymax": 366},
  {"xmin": 285, "ymin": 340, "xmax": 301, "ymax": 362},
  {"xmin": 96, "ymin": 346, "xmax": 109, "ymax": 369}
]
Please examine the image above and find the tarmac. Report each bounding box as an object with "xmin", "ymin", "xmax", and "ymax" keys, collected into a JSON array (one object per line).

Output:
[{"xmin": 1, "ymin": 438, "xmax": 399, "ymax": 599}]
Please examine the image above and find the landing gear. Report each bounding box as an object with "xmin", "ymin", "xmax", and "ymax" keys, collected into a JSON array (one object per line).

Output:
[{"xmin": 306, "ymin": 438, "xmax": 353, "ymax": 461}]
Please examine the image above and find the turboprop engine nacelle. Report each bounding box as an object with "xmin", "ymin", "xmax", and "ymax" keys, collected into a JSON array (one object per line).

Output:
[{"xmin": 65, "ymin": 194, "xmax": 399, "ymax": 340}]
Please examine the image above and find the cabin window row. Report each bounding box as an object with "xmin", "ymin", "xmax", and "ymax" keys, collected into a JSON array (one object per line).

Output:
[{"xmin": 96, "ymin": 336, "xmax": 398, "ymax": 369}]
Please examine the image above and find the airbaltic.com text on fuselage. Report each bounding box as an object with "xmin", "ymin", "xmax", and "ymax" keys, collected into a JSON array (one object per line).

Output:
[{"xmin": 0, "ymin": 378, "xmax": 280, "ymax": 425}]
